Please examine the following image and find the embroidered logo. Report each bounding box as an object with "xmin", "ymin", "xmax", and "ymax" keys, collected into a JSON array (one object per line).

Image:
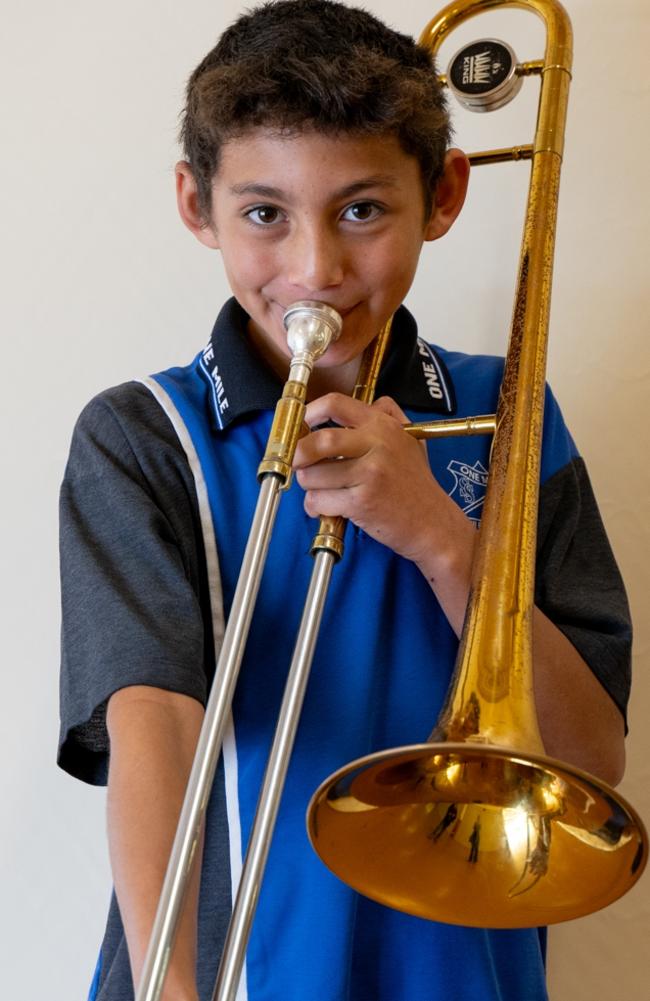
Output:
[
  {"xmin": 200, "ymin": 343, "xmax": 230, "ymax": 426},
  {"xmin": 417, "ymin": 339, "xmax": 444, "ymax": 402},
  {"xmin": 447, "ymin": 459, "xmax": 489, "ymax": 521}
]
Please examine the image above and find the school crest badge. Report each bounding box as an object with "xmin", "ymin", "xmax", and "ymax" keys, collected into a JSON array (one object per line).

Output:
[{"xmin": 447, "ymin": 459, "xmax": 489, "ymax": 521}]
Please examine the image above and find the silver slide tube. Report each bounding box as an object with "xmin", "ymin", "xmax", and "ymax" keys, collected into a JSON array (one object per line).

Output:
[
  {"xmin": 212, "ymin": 550, "xmax": 336, "ymax": 1001},
  {"xmin": 208, "ymin": 315, "xmax": 396, "ymax": 999},
  {"xmin": 135, "ymin": 302, "xmax": 341, "ymax": 1001}
]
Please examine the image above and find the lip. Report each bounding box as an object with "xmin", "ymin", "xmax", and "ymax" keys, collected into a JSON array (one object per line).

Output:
[{"xmin": 278, "ymin": 300, "xmax": 358, "ymax": 319}]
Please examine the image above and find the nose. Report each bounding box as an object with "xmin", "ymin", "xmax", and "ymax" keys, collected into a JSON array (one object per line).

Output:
[{"xmin": 286, "ymin": 221, "xmax": 345, "ymax": 294}]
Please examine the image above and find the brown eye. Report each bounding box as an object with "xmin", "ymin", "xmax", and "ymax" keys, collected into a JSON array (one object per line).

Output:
[
  {"xmin": 247, "ymin": 205, "xmax": 282, "ymax": 225},
  {"xmin": 343, "ymin": 201, "xmax": 382, "ymax": 222}
]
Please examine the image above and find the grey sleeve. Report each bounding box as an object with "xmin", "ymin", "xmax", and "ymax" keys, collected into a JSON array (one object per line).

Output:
[
  {"xmin": 58, "ymin": 383, "xmax": 211, "ymax": 786},
  {"xmin": 536, "ymin": 456, "xmax": 632, "ymax": 725}
]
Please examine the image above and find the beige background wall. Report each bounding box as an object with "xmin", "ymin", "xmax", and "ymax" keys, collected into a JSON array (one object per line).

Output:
[{"xmin": 1, "ymin": 1, "xmax": 647, "ymax": 998}]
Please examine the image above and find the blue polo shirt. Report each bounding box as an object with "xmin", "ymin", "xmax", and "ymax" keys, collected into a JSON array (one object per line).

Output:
[{"xmin": 58, "ymin": 299, "xmax": 631, "ymax": 1001}]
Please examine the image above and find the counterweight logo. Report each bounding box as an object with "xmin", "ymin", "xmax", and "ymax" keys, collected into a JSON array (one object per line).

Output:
[
  {"xmin": 462, "ymin": 51, "xmax": 494, "ymax": 85},
  {"xmin": 447, "ymin": 459, "xmax": 488, "ymax": 521}
]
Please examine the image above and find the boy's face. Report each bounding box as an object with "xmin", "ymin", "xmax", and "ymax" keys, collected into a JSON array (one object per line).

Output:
[{"xmin": 178, "ymin": 129, "xmax": 467, "ymax": 384}]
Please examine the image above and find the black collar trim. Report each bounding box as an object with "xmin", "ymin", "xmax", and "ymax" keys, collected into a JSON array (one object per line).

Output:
[{"xmin": 198, "ymin": 298, "xmax": 456, "ymax": 431}]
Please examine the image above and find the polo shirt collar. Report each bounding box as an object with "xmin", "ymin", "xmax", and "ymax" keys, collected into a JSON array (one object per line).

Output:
[{"xmin": 199, "ymin": 297, "xmax": 456, "ymax": 431}]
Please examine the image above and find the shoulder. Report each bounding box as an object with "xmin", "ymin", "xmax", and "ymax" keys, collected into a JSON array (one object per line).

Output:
[
  {"xmin": 65, "ymin": 380, "xmax": 191, "ymax": 495},
  {"xmin": 61, "ymin": 380, "xmax": 202, "ymax": 574},
  {"xmin": 70, "ymin": 380, "xmax": 183, "ymax": 457}
]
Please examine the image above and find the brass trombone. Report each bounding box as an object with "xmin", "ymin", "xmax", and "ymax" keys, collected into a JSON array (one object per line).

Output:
[
  {"xmin": 308, "ymin": 0, "xmax": 647, "ymax": 929},
  {"xmin": 137, "ymin": 2, "xmax": 647, "ymax": 999}
]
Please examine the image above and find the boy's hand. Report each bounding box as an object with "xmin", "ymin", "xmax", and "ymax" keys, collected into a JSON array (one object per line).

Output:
[
  {"xmin": 293, "ymin": 394, "xmax": 476, "ymax": 633},
  {"xmin": 294, "ymin": 393, "xmax": 437, "ymax": 562}
]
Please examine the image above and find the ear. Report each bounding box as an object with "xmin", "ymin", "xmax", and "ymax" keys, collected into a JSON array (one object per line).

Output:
[
  {"xmin": 423, "ymin": 148, "xmax": 470, "ymax": 242},
  {"xmin": 175, "ymin": 161, "xmax": 219, "ymax": 249}
]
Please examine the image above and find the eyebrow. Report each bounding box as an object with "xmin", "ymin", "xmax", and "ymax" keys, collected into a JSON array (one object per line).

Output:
[{"xmin": 228, "ymin": 175, "xmax": 400, "ymax": 200}]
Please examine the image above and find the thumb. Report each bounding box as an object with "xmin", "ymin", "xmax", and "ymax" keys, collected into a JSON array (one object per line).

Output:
[{"xmin": 371, "ymin": 395, "xmax": 409, "ymax": 423}]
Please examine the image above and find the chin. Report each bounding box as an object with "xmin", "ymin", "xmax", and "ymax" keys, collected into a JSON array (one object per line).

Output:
[{"xmin": 314, "ymin": 339, "xmax": 370, "ymax": 372}]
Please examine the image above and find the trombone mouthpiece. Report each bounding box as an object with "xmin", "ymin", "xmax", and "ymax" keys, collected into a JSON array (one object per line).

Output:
[
  {"xmin": 283, "ymin": 301, "xmax": 342, "ymax": 366},
  {"xmin": 257, "ymin": 301, "xmax": 343, "ymax": 483}
]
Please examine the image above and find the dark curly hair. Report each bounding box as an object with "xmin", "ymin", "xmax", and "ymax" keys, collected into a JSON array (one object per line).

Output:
[{"xmin": 180, "ymin": 0, "xmax": 451, "ymax": 221}]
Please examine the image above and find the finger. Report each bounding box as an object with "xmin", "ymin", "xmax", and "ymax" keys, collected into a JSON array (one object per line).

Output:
[
  {"xmin": 302, "ymin": 487, "xmax": 357, "ymax": 520},
  {"xmin": 371, "ymin": 395, "xmax": 409, "ymax": 423},
  {"xmin": 294, "ymin": 425, "xmax": 370, "ymax": 468},
  {"xmin": 372, "ymin": 396, "xmax": 428, "ymax": 459},
  {"xmin": 295, "ymin": 457, "xmax": 361, "ymax": 491},
  {"xmin": 304, "ymin": 392, "xmax": 375, "ymax": 430}
]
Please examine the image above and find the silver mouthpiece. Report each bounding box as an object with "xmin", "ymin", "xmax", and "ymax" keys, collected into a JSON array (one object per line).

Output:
[{"xmin": 282, "ymin": 301, "xmax": 342, "ymax": 366}]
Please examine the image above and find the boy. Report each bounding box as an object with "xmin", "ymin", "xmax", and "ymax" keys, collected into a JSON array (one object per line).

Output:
[{"xmin": 58, "ymin": 2, "xmax": 631, "ymax": 999}]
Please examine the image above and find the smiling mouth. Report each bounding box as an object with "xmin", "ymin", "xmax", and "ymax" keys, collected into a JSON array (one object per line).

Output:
[{"xmin": 278, "ymin": 300, "xmax": 358, "ymax": 318}]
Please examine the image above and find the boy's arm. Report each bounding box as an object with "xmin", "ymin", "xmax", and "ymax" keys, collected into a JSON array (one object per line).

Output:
[
  {"xmin": 293, "ymin": 392, "xmax": 626, "ymax": 788},
  {"xmin": 106, "ymin": 685, "xmax": 205, "ymax": 1001}
]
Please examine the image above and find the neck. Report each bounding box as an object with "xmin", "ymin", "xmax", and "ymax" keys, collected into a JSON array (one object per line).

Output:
[{"xmin": 304, "ymin": 360, "xmax": 359, "ymax": 400}]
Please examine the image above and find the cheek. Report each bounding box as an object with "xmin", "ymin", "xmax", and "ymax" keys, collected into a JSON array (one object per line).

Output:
[
  {"xmin": 222, "ymin": 244, "xmax": 276, "ymax": 293},
  {"xmin": 367, "ymin": 245, "xmax": 420, "ymax": 310},
  {"xmin": 395, "ymin": 240, "xmax": 425, "ymax": 293},
  {"xmin": 375, "ymin": 231, "xmax": 422, "ymax": 284}
]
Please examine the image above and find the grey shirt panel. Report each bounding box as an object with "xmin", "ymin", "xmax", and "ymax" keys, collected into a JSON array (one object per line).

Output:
[
  {"xmin": 535, "ymin": 455, "xmax": 632, "ymax": 721},
  {"xmin": 58, "ymin": 383, "xmax": 632, "ymax": 790},
  {"xmin": 58, "ymin": 382, "xmax": 214, "ymax": 785}
]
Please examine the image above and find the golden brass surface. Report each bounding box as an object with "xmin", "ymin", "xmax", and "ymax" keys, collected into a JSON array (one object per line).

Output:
[
  {"xmin": 310, "ymin": 524, "xmax": 346, "ymax": 561},
  {"xmin": 308, "ymin": 745, "xmax": 646, "ymax": 927},
  {"xmin": 311, "ymin": 317, "xmax": 394, "ymax": 559},
  {"xmin": 307, "ymin": 0, "xmax": 648, "ymax": 927},
  {"xmin": 257, "ymin": 381, "xmax": 308, "ymax": 484},
  {"xmin": 518, "ymin": 59, "xmax": 544, "ymax": 75},
  {"xmin": 469, "ymin": 145, "xmax": 533, "ymax": 166},
  {"xmin": 353, "ymin": 316, "xmax": 394, "ymax": 403},
  {"xmin": 403, "ymin": 414, "xmax": 496, "ymax": 438}
]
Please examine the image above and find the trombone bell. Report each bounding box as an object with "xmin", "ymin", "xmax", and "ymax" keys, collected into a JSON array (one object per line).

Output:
[{"xmin": 308, "ymin": 743, "xmax": 646, "ymax": 927}]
